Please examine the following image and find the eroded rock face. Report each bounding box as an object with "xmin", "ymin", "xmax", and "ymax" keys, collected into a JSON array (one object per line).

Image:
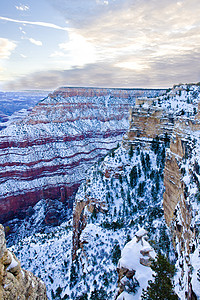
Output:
[
  {"xmin": 163, "ymin": 117, "xmax": 200, "ymax": 299},
  {"xmin": 72, "ymin": 187, "xmax": 107, "ymax": 260},
  {"xmin": 0, "ymin": 224, "xmax": 47, "ymax": 300},
  {"xmin": 125, "ymin": 106, "xmax": 174, "ymax": 147}
]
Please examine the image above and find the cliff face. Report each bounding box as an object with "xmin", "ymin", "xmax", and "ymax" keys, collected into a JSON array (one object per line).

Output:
[
  {"xmin": 163, "ymin": 116, "xmax": 200, "ymax": 299},
  {"xmin": 125, "ymin": 106, "xmax": 174, "ymax": 146},
  {"xmin": 0, "ymin": 87, "xmax": 164, "ymax": 223},
  {"xmin": 0, "ymin": 224, "xmax": 47, "ymax": 300}
]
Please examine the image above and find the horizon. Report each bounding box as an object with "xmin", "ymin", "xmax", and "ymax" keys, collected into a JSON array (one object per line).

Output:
[{"xmin": 0, "ymin": 85, "xmax": 168, "ymax": 93}]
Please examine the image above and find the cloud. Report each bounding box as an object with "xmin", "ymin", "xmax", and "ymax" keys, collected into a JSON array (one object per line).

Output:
[
  {"xmin": 50, "ymin": 29, "xmax": 97, "ymax": 67},
  {"xmin": 0, "ymin": 38, "xmax": 16, "ymax": 59},
  {"xmin": 47, "ymin": 0, "xmax": 200, "ymax": 64},
  {"xmin": 15, "ymin": 4, "xmax": 30, "ymax": 11},
  {"xmin": 4, "ymin": 51, "xmax": 200, "ymax": 91},
  {"xmin": 0, "ymin": 38, "xmax": 17, "ymax": 81},
  {"xmin": 48, "ymin": 0, "xmax": 129, "ymax": 27},
  {"xmin": 0, "ymin": 17, "xmax": 68, "ymax": 31},
  {"xmin": 28, "ymin": 38, "xmax": 42, "ymax": 46}
]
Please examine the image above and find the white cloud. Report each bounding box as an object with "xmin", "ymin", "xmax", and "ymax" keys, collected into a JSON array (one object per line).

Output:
[
  {"xmin": 28, "ymin": 38, "xmax": 42, "ymax": 46},
  {"xmin": 0, "ymin": 17, "xmax": 68, "ymax": 31},
  {"xmin": 15, "ymin": 4, "xmax": 30, "ymax": 11},
  {"xmin": 115, "ymin": 61, "xmax": 150, "ymax": 71},
  {"xmin": 0, "ymin": 38, "xmax": 16, "ymax": 59},
  {"xmin": 20, "ymin": 54, "xmax": 27, "ymax": 58},
  {"xmin": 0, "ymin": 38, "xmax": 17, "ymax": 81},
  {"xmin": 50, "ymin": 29, "xmax": 97, "ymax": 67}
]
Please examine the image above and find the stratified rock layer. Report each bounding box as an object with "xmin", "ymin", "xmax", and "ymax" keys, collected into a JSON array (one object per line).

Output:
[{"xmin": 0, "ymin": 224, "xmax": 47, "ymax": 299}]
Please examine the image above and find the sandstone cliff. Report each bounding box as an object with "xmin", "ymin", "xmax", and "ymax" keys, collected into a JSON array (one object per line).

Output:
[
  {"xmin": 163, "ymin": 115, "xmax": 200, "ymax": 299},
  {"xmin": 0, "ymin": 224, "xmax": 47, "ymax": 300}
]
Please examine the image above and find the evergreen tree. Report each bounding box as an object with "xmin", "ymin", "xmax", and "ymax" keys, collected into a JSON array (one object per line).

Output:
[
  {"xmin": 76, "ymin": 293, "xmax": 88, "ymax": 300},
  {"xmin": 91, "ymin": 205, "xmax": 97, "ymax": 219},
  {"xmin": 141, "ymin": 253, "xmax": 178, "ymax": 300},
  {"xmin": 164, "ymin": 132, "xmax": 170, "ymax": 148},
  {"xmin": 130, "ymin": 166, "xmax": 138, "ymax": 188},
  {"xmin": 141, "ymin": 151, "xmax": 146, "ymax": 171},
  {"xmin": 112, "ymin": 241, "xmax": 121, "ymax": 265},
  {"xmin": 138, "ymin": 181, "xmax": 145, "ymax": 197},
  {"xmin": 70, "ymin": 257, "xmax": 79, "ymax": 288},
  {"xmin": 145, "ymin": 153, "xmax": 151, "ymax": 170},
  {"xmin": 151, "ymin": 136, "xmax": 160, "ymax": 154},
  {"xmin": 129, "ymin": 144, "xmax": 134, "ymax": 159}
]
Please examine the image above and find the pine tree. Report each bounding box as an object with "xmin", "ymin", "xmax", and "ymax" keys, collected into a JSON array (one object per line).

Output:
[
  {"xmin": 130, "ymin": 166, "xmax": 138, "ymax": 188},
  {"xmin": 141, "ymin": 253, "xmax": 178, "ymax": 300},
  {"xmin": 129, "ymin": 144, "xmax": 134, "ymax": 159},
  {"xmin": 112, "ymin": 241, "xmax": 121, "ymax": 265}
]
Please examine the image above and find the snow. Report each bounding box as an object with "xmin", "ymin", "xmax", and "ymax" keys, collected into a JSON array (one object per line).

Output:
[
  {"xmin": 6, "ymin": 251, "xmax": 18, "ymax": 271},
  {"xmin": 191, "ymin": 247, "xmax": 200, "ymax": 297},
  {"xmin": 117, "ymin": 291, "xmax": 136, "ymax": 300},
  {"xmin": 135, "ymin": 228, "xmax": 148, "ymax": 238},
  {"xmin": 118, "ymin": 236, "xmax": 156, "ymax": 298}
]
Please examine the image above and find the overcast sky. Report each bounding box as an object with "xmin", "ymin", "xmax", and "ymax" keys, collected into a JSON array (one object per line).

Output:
[{"xmin": 0, "ymin": 0, "xmax": 200, "ymax": 90}]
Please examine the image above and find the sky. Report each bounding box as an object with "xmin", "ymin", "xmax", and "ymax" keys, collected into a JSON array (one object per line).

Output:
[{"xmin": 0, "ymin": 0, "xmax": 200, "ymax": 90}]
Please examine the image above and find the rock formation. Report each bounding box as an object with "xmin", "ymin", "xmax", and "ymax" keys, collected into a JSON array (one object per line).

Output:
[
  {"xmin": 116, "ymin": 229, "xmax": 156, "ymax": 299},
  {"xmin": 124, "ymin": 106, "xmax": 174, "ymax": 147},
  {"xmin": 0, "ymin": 224, "xmax": 47, "ymax": 299}
]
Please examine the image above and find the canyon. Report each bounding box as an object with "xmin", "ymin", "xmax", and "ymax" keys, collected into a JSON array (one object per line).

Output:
[
  {"xmin": 1, "ymin": 84, "xmax": 200, "ymax": 299},
  {"xmin": 0, "ymin": 87, "xmax": 163, "ymax": 223}
]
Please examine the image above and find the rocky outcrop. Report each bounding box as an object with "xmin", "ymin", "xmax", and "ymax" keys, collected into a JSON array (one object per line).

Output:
[
  {"xmin": 0, "ymin": 224, "xmax": 47, "ymax": 299},
  {"xmin": 116, "ymin": 229, "xmax": 156, "ymax": 299},
  {"xmin": 124, "ymin": 106, "xmax": 174, "ymax": 147},
  {"xmin": 72, "ymin": 184, "xmax": 107, "ymax": 260},
  {"xmin": 0, "ymin": 87, "xmax": 163, "ymax": 223}
]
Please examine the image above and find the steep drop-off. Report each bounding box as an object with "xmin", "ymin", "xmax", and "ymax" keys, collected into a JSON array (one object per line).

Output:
[{"xmin": 163, "ymin": 114, "xmax": 200, "ymax": 299}]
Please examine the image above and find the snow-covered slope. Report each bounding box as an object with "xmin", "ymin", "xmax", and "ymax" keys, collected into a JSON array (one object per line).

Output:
[{"xmin": 10, "ymin": 138, "xmax": 171, "ymax": 299}]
